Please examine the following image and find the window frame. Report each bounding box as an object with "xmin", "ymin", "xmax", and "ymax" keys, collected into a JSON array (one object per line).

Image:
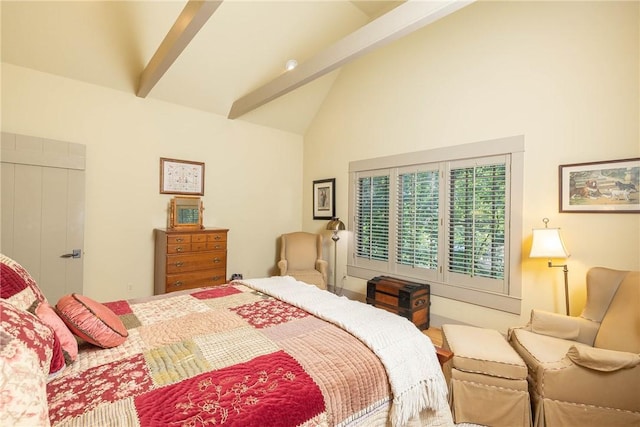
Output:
[{"xmin": 347, "ymin": 135, "xmax": 524, "ymax": 314}]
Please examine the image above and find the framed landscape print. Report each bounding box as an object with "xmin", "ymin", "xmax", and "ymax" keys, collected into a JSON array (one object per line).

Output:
[
  {"xmin": 160, "ymin": 158, "xmax": 205, "ymax": 196},
  {"xmin": 313, "ymin": 178, "xmax": 335, "ymax": 220},
  {"xmin": 559, "ymin": 157, "xmax": 640, "ymax": 213}
]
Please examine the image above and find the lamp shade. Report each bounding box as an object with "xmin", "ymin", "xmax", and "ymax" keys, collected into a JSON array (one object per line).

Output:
[
  {"xmin": 326, "ymin": 217, "xmax": 345, "ymax": 231},
  {"xmin": 530, "ymin": 228, "xmax": 569, "ymax": 259}
]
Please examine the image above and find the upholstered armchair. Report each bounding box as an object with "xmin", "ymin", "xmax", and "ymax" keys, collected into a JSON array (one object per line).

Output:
[
  {"xmin": 509, "ymin": 267, "xmax": 640, "ymax": 427},
  {"xmin": 277, "ymin": 232, "xmax": 328, "ymax": 290}
]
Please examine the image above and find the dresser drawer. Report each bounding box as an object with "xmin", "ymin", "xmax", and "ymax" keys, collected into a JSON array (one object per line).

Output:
[
  {"xmin": 207, "ymin": 232, "xmax": 227, "ymax": 243},
  {"xmin": 168, "ymin": 243, "xmax": 191, "ymax": 254},
  {"xmin": 191, "ymin": 234, "xmax": 207, "ymax": 244},
  {"xmin": 166, "ymin": 253, "xmax": 227, "ymax": 274},
  {"xmin": 191, "ymin": 241, "xmax": 227, "ymax": 251},
  {"xmin": 165, "ymin": 269, "xmax": 227, "ymax": 292},
  {"xmin": 207, "ymin": 241, "xmax": 225, "ymax": 251},
  {"xmin": 167, "ymin": 234, "xmax": 191, "ymax": 244}
]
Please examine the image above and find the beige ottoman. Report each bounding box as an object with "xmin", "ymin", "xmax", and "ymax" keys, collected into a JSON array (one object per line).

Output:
[{"xmin": 442, "ymin": 324, "xmax": 532, "ymax": 427}]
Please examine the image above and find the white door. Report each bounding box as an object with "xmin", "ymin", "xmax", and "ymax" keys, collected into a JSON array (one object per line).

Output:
[{"xmin": 1, "ymin": 132, "xmax": 85, "ymax": 303}]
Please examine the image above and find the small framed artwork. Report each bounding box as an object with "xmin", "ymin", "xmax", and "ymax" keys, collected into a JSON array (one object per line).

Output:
[
  {"xmin": 313, "ymin": 178, "xmax": 335, "ymax": 219},
  {"xmin": 559, "ymin": 157, "xmax": 640, "ymax": 213},
  {"xmin": 160, "ymin": 157, "xmax": 205, "ymax": 196}
]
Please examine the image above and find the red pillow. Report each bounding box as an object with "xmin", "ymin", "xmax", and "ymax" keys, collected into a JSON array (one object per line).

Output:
[
  {"xmin": 56, "ymin": 294, "xmax": 128, "ymax": 348},
  {"xmin": 0, "ymin": 254, "xmax": 47, "ymax": 311}
]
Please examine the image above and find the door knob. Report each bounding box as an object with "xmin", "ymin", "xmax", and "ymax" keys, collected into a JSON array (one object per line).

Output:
[{"xmin": 60, "ymin": 249, "xmax": 82, "ymax": 259}]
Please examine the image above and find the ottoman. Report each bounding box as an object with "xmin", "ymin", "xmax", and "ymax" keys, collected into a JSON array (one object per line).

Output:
[{"xmin": 442, "ymin": 324, "xmax": 532, "ymax": 427}]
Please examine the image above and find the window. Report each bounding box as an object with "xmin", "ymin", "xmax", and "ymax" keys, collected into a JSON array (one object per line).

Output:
[{"xmin": 348, "ymin": 136, "xmax": 524, "ymax": 313}]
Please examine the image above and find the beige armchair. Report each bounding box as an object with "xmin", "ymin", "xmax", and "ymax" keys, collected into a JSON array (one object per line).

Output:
[
  {"xmin": 277, "ymin": 232, "xmax": 328, "ymax": 289},
  {"xmin": 509, "ymin": 267, "xmax": 640, "ymax": 427}
]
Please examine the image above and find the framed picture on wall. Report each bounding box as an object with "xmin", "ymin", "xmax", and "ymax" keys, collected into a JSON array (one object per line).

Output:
[
  {"xmin": 160, "ymin": 157, "xmax": 205, "ymax": 196},
  {"xmin": 559, "ymin": 157, "xmax": 640, "ymax": 213},
  {"xmin": 313, "ymin": 178, "xmax": 335, "ymax": 219}
]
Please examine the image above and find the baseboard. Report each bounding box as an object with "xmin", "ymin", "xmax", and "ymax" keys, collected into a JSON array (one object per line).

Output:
[{"xmin": 335, "ymin": 287, "xmax": 366, "ymax": 302}]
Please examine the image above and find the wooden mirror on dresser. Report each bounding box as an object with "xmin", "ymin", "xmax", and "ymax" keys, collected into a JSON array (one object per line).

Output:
[{"xmin": 169, "ymin": 196, "xmax": 203, "ymax": 229}]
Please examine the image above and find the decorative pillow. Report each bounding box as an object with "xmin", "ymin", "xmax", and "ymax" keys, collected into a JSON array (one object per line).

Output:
[
  {"xmin": 0, "ymin": 300, "xmax": 56, "ymax": 375},
  {"xmin": 0, "ymin": 339, "xmax": 50, "ymax": 426},
  {"xmin": 32, "ymin": 301, "xmax": 78, "ymax": 365},
  {"xmin": 48, "ymin": 329, "xmax": 66, "ymax": 375},
  {"xmin": 56, "ymin": 294, "xmax": 128, "ymax": 348},
  {"xmin": 0, "ymin": 253, "xmax": 47, "ymax": 311}
]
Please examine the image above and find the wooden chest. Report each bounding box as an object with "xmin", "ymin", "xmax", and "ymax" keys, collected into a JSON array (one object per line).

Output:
[
  {"xmin": 366, "ymin": 276, "xmax": 430, "ymax": 330},
  {"xmin": 154, "ymin": 228, "xmax": 228, "ymax": 294}
]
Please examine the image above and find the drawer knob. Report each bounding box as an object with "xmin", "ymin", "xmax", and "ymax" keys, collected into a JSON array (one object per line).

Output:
[
  {"xmin": 214, "ymin": 236, "xmax": 221, "ymax": 240},
  {"xmin": 213, "ymin": 257, "xmax": 221, "ymax": 263},
  {"xmin": 174, "ymin": 281, "xmax": 183, "ymax": 287},
  {"xmin": 176, "ymin": 238, "xmax": 184, "ymax": 242},
  {"xmin": 175, "ymin": 262, "xmax": 184, "ymax": 267},
  {"xmin": 176, "ymin": 247, "xmax": 183, "ymax": 252},
  {"xmin": 212, "ymin": 276, "xmax": 222, "ymax": 281}
]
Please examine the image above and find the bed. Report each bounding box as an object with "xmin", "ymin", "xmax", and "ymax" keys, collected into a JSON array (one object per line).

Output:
[{"xmin": 0, "ymin": 254, "xmax": 453, "ymax": 426}]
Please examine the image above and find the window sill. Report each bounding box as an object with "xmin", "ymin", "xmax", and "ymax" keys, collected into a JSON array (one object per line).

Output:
[{"xmin": 347, "ymin": 265, "xmax": 521, "ymax": 315}]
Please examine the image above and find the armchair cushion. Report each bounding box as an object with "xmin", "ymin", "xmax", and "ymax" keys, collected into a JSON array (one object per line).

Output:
[{"xmin": 567, "ymin": 345, "xmax": 640, "ymax": 372}]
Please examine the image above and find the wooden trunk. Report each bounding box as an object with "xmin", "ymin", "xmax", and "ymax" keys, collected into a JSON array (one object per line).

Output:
[{"xmin": 366, "ymin": 276, "xmax": 430, "ymax": 330}]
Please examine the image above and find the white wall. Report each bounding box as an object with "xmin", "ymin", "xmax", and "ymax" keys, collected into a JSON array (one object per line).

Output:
[
  {"xmin": 304, "ymin": 1, "xmax": 640, "ymax": 332},
  {"xmin": 1, "ymin": 63, "xmax": 303, "ymax": 302}
]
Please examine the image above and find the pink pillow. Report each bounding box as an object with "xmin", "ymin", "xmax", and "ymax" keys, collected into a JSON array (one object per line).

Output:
[
  {"xmin": 34, "ymin": 301, "xmax": 78, "ymax": 364},
  {"xmin": 56, "ymin": 294, "xmax": 128, "ymax": 348}
]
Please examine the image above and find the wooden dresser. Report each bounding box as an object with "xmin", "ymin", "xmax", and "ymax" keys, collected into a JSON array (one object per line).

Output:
[{"xmin": 154, "ymin": 228, "xmax": 228, "ymax": 294}]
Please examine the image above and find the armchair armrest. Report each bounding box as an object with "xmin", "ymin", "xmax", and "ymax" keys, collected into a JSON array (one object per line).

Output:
[
  {"xmin": 567, "ymin": 345, "xmax": 640, "ymax": 372},
  {"xmin": 277, "ymin": 259, "xmax": 288, "ymax": 275},
  {"xmin": 316, "ymin": 259, "xmax": 328, "ymax": 276},
  {"xmin": 529, "ymin": 309, "xmax": 600, "ymax": 345}
]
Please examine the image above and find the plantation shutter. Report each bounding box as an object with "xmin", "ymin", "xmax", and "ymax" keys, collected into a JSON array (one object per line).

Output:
[
  {"xmin": 447, "ymin": 156, "xmax": 508, "ymax": 292},
  {"xmin": 395, "ymin": 168, "xmax": 439, "ymax": 271},
  {"xmin": 356, "ymin": 173, "xmax": 390, "ymax": 262}
]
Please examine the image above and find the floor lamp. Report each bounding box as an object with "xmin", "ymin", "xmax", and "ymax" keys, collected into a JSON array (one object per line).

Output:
[
  {"xmin": 326, "ymin": 217, "xmax": 345, "ymax": 294},
  {"xmin": 529, "ymin": 218, "xmax": 571, "ymax": 315}
]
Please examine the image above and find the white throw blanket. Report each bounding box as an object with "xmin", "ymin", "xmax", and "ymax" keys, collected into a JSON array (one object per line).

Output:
[{"xmin": 237, "ymin": 276, "xmax": 450, "ymax": 427}]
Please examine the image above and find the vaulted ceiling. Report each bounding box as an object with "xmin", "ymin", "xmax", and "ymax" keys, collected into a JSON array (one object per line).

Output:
[{"xmin": 1, "ymin": 1, "xmax": 471, "ymax": 135}]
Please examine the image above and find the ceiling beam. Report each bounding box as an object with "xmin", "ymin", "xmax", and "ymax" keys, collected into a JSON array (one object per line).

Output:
[
  {"xmin": 228, "ymin": 0, "xmax": 474, "ymax": 120},
  {"xmin": 137, "ymin": 0, "xmax": 223, "ymax": 98}
]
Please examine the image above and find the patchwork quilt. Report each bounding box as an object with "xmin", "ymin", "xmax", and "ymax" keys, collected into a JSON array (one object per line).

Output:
[{"xmin": 46, "ymin": 281, "xmax": 452, "ymax": 426}]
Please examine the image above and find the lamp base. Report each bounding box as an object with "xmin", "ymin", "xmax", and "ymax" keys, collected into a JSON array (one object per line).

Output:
[{"xmin": 548, "ymin": 261, "xmax": 570, "ymax": 315}]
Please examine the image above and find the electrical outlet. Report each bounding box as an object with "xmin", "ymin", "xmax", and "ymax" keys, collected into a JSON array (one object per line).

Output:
[{"xmin": 127, "ymin": 283, "xmax": 133, "ymax": 292}]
